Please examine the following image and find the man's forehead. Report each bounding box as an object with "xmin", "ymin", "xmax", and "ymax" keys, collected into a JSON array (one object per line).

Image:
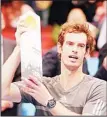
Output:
[{"xmin": 64, "ymin": 32, "xmax": 87, "ymax": 43}]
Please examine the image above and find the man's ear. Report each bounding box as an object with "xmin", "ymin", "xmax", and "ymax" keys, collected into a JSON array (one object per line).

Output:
[
  {"xmin": 85, "ymin": 49, "xmax": 90, "ymax": 59},
  {"xmin": 57, "ymin": 42, "xmax": 62, "ymax": 54}
]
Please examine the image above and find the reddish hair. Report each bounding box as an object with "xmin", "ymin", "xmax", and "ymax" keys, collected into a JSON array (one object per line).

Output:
[{"xmin": 58, "ymin": 22, "xmax": 95, "ymax": 54}]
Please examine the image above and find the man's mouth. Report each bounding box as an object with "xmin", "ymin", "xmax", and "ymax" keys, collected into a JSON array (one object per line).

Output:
[{"xmin": 68, "ymin": 55, "xmax": 78, "ymax": 59}]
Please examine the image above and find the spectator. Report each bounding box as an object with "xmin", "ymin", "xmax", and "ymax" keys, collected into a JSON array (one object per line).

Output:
[
  {"xmin": 97, "ymin": 18, "xmax": 106, "ymax": 49},
  {"xmin": 95, "ymin": 56, "xmax": 107, "ymax": 81},
  {"xmin": 98, "ymin": 43, "xmax": 107, "ymax": 68}
]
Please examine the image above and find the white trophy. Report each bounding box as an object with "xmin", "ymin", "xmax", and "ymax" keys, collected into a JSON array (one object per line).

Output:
[{"xmin": 17, "ymin": 11, "xmax": 42, "ymax": 80}]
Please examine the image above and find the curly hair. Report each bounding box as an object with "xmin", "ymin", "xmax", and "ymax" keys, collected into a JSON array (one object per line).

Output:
[{"xmin": 58, "ymin": 22, "xmax": 95, "ymax": 54}]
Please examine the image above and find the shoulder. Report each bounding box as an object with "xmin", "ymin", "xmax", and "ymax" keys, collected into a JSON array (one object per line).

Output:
[
  {"xmin": 82, "ymin": 76, "xmax": 106, "ymax": 115},
  {"xmin": 84, "ymin": 75, "xmax": 106, "ymax": 100},
  {"xmin": 84, "ymin": 75, "xmax": 106, "ymax": 85}
]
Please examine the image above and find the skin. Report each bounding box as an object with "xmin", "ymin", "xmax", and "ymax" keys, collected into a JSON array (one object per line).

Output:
[
  {"xmin": 60, "ymin": 33, "xmax": 87, "ymax": 70},
  {"xmin": 1, "ymin": 12, "xmax": 13, "ymax": 112}
]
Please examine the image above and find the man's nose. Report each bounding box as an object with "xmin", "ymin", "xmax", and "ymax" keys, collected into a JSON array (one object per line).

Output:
[{"xmin": 72, "ymin": 45, "xmax": 78, "ymax": 53}]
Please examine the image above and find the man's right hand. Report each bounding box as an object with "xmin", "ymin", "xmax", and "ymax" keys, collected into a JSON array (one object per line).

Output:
[
  {"xmin": 1, "ymin": 100, "xmax": 13, "ymax": 112},
  {"xmin": 15, "ymin": 20, "xmax": 29, "ymax": 46},
  {"xmin": 15, "ymin": 13, "xmax": 37, "ymax": 46}
]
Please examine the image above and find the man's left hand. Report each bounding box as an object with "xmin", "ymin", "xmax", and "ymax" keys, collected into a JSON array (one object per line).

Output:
[{"xmin": 21, "ymin": 76, "xmax": 53, "ymax": 106}]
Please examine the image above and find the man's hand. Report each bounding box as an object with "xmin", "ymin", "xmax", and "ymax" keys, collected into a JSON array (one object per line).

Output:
[
  {"xmin": 1, "ymin": 100, "xmax": 13, "ymax": 112},
  {"xmin": 20, "ymin": 76, "xmax": 82, "ymax": 116},
  {"xmin": 15, "ymin": 20, "xmax": 29, "ymax": 46},
  {"xmin": 21, "ymin": 76, "xmax": 53, "ymax": 106},
  {"xmin": 15, "ymin": 15, "xmax": 37, "ymax": 46},
  {"xmin": 103, "ymin": 56, "xmax": 107, "ymax": 70}
]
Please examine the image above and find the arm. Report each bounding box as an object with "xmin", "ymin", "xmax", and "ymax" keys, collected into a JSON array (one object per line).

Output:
[
  {"xmin": 1, "ymin": 17, "xmax": 36, "ymax": 102},
  {"xmin": 50, "ymin": 80, "xmax": 107, "ymax": 116},
  {"xmin": 20, "ymin": 76, "xmax": 81, "ymax": 116},
  {"xmin": 2, "ymin": 46, "xmax": 21, "ymax": 102},
  {"xmin": 50, "ymin": 84, "xmax": 106, "ymax": 116},
  {"xmin": 49, "ymin": 101, "xmax": 80, "ymax": 115},
  {"xmin": 82, "ymin": 81, "xmax": 107, "ymax": 115}
]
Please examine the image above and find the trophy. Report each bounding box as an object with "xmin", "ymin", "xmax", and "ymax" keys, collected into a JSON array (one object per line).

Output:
[{"xmin": 17, "ymin": 11, "xmax": 42, "ymax": 80}]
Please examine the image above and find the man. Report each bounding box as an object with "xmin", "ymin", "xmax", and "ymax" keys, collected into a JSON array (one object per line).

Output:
[{"xmin": 2, "ymin": 22, "xmax": 106, "ymax": 116}]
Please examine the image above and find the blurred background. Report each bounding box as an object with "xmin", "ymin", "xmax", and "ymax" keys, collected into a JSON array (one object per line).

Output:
[{"xmin": 1, "ymin": 0, "xmax": 107, "ymax": 116}]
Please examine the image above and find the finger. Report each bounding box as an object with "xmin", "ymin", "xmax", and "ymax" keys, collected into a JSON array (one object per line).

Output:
[
  {"xmin": 27, "ymin": 92, "xmax": 36, "ymax": 98},
  {"xmin": 25, "ymin": 90, "xmax": 38, "ymax": 99},
  {"xmin": 17, "ymin": 23, "xmax": 28, "ymax": 30},
  {"xmin": 17, "ymin": 26, "xmax": 29, "ymax": 34},
  {"xmin": 22, "ymin": 78, "xmax": 39, "ymax": 89},
  {"xmin": 16, "ymin": 80, "xmax": 27, "ymax": 88},
  {"xmin": 28, "ymin": 75, "xmax": 41, "ymax": 86},
  {"xmin": 22, "ymin": 86, "xmax": 38, "ymax": 96},
  {"xmin": 18, "ymin": 19, "xmax": 33, "ymax": 29},
  {"xmin": 17, "ymin": 19, "xmax": 26, "ymax": 27},
  {"xmin": 21, "ymin": 86, "xmax": 30, "ymax": 92},
  {"xmin": 1, "ymin": 101, "xmax": 13, "ymax": 112},
  {"xmin": 1, "ymin": 107, "xmax": 6, "ymax": 112},
  {"xmin": 22, "ymin": 78, "xmax": 34, "ymax": 87}
]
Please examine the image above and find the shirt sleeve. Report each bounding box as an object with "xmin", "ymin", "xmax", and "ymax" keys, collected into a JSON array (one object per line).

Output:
[
  {"xmin": 13, "ymin": 81, "xmax": 38, "ymax": 105},
  {"xmin": 82, "ymin": 81, "xmax": 107, "ymax": 115}
]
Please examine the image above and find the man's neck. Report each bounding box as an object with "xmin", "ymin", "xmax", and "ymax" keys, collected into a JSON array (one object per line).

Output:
[{"xmin": 60, "ymin": 63, "xmax": 85, "ymax": 91}]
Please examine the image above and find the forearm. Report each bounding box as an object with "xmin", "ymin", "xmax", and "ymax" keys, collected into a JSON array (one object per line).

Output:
[
  {"xmin": 49, "ymin": 101, "xmax": 80, "ymax": 116},
  {"xmin": 2, "ymin": 46, "xmax": 21, "ymax": 97}
]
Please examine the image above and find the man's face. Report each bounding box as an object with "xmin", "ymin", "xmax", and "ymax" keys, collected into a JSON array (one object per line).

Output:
[{"xmin": 59, "ymin": 32, "xmax": 87, "ymax": 70}]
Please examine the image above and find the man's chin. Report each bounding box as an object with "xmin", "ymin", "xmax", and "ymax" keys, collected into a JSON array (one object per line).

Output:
[
  {"xmin": 65, "ymin": 64, "xmax": 79, "ymax": 71},
  {"xmin": 70, "ymin": 66, "xmax": 79, "ymax": 71}
]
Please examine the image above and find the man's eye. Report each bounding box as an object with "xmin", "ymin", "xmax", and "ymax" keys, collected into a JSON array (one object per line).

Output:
[
  {"xmin": 79, "ymin": 45, "xmax": 85, "ymax": 48},
  {"xmin": 67, "ymin": 42, "xmax": 73, "ymax": 45}
]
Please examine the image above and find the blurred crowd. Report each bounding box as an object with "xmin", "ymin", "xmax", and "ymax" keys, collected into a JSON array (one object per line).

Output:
[{"xmin": 1, "ymin": 0, "xmax": 107, "ymax": 116}]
